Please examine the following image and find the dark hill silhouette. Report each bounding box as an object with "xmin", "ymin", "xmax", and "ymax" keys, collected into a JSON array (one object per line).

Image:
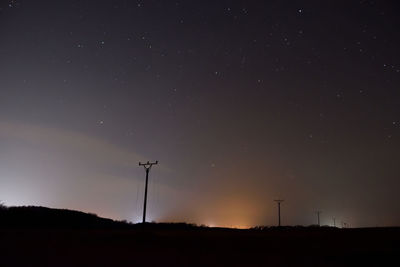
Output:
[
  {"xmin": 0, "ymin": 205, "xmax": 399, "ymax": 266},
  {"xmin": 0, "ymin": 205, "xmax": 129, "ymax": 229},
  {"xmin": 0, "ymin": 205, "xmax": 203, "ymax": 230}
]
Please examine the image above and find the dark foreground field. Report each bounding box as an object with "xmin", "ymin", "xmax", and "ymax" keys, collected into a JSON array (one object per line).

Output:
[{"xmin": 1, "ymin": 206, "xmax": 399, "ymax": 266}]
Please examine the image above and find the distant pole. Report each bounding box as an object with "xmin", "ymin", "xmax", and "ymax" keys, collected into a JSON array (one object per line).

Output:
[
  {"xmin": 316, "ymin": 211, "xmax": 322, "ymax": 226},
  {"xmin": 333, "ymin": 217, "xmax": 336, "ymax": 227},
  {"xmin": 139, "ymin": 160, "xmax": 158, "ymax": 223},
  {"xmin": 274, "ymin": 200, "xmax": 284, "ymax": 226}
]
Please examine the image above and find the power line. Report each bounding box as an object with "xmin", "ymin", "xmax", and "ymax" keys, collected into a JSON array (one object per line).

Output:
[
  {"xmin": 134, "ymin": 180, "xmax": 140, "ymax": 220},
  {"xmin": 139, "ymin": 160, "xmax": 158, "ymax": 223}
]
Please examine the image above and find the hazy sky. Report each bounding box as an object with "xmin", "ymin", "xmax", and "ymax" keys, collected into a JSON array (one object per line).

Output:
[{"xmin": 0, "ymin": 0, "xmax": 399, "ymax": 227}]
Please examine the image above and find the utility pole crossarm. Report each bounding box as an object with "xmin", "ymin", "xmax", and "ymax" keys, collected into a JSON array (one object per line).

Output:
[{"xmin": 139, "ymin": 160, "xmax": 158, "ymax": 168}]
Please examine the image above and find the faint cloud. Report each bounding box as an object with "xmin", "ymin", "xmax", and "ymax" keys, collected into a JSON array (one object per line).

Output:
[{"xmin": 0, "ymin": 120, "xmax": 145, "ymax": 169}]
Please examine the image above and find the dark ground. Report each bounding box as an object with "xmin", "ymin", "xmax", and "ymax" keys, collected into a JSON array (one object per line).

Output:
[{"xmin": 0, "ymin": 206, "xmax": 399, "ymax": 266}]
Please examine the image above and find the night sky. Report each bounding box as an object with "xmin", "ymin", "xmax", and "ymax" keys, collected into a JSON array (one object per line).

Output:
[{"xmin": 1, "ymin": 0, "xmax": 399, "ymax": 228}]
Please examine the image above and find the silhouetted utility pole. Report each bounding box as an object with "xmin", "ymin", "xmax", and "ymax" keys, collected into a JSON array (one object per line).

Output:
[
  {"xmin": 274, "ymin": 200, "xmax": 284, "ymax": 226},
  {"xmin": 333, "ymin": 217, "xmax": 336, "ymax": 227},
  {"xmin": 139, "ymin": 160, "xmax": 158, "ymax": 223},
  {"xmin": 316, "ymin": 211, "xmax": 322, "ymax": 226}
]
